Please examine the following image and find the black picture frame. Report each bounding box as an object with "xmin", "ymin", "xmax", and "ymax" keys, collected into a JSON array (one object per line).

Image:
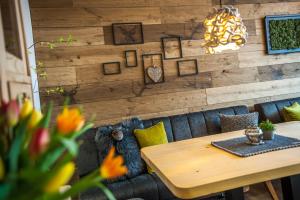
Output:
[
  {"xmin": 112, "ymin": 22, "xmax": 144, "ymax": 45},
  {"xmin": 102, "ymin": 62, "xmax": 121, "ymax": 75},
  {"xmin": 177, "ymin": 59, "xmax": 199, "ymax": 77},
  {"xmin": 161, "ymin": 36, "xmax": 183, "ymax": 60},
  {"xmin": 124, "ymin": 50, "xmax": 138, "ymax": 67},
  {"xmin": 142, "ymin": 53, "xmax": 165, "ymax": 85}
]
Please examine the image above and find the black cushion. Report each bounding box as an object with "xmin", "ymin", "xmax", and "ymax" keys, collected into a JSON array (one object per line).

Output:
[
  {"xmin": 188, "ymin": 112, "xmax": 208, "ymax": 138},
  {"xmin": 81, "ymin": 174, "xmax": 159, "ymax": 200},
  {"xmin": 170, "ymin": 115, "xmax": 193, "ymax": 141},
  {"xmin": 94, "ymin": 118, "xmax": 146, "ymax": 181},
  {"xmin": 76, "ymin": 128, "xmax": 99, "ymax": 177}
]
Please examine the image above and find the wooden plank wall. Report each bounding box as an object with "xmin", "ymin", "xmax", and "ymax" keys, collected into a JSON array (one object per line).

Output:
[{"xmin": 30, "ymin": 0, "xmax": 300, "ymax": 126}]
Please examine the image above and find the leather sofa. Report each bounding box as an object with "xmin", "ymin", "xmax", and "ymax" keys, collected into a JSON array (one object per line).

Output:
[
  {"xmin": 254, "ymin": 97, "xmax": 300, "ymax": 123},
  {"xmin": 76, "ymin": 105, "xmax": 250, "ymax": 200}
]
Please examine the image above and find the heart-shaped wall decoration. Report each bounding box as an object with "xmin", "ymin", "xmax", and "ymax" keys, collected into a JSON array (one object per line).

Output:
[{"xmin": 147, "ymin": 65, "xmax": 162, "ymax": 83}]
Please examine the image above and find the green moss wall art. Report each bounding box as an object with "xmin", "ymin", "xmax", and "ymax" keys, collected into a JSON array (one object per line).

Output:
[{"xmin": 265, "ymin": 15, "xmax": 300, "ymax": 54}]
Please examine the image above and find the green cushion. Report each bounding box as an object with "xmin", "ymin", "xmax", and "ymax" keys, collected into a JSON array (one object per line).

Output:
[
  {"xmin": 283, "ymin": 102, "xmax": 300, "ymax": 121},
  {"xmin": 134, "ymin": 122, "xmax": 168, "ymax": 173}
]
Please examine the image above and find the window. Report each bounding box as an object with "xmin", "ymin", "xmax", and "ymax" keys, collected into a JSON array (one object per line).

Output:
[{"xmin": 1, "ymin": 0, "xmax": 22, "ymax": 58}]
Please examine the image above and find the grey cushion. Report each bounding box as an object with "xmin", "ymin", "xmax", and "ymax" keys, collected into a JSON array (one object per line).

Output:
[
  {"xmin": 95, "ymin": 118, "xmax": 146, "ymax": 182},
  {"xmin": 220, "ymin": 112, "xmax": 259, "ymax": 133}
]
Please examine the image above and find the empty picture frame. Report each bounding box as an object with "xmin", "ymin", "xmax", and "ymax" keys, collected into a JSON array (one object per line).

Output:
[
  {"xmin": 161, "ymin": 36, "xmax": 183, "ymax": 60},
  {"xmin": 102, "ymin": 62, "xmax": 121, "ymax": 75},
  {"xmin": 112, "ymin": 22, "xmax": 144, "ymax": 45},
  {"xmin": 142, "ymin": 53, "xmax": 165, "ymax": 85},
  {"xmin": 125, "ymin": 50, "xmax": 138, "ymax": 67},
  {"xmin": 177, "ymin": 59, "xmax": 199, "ymax": 77}
]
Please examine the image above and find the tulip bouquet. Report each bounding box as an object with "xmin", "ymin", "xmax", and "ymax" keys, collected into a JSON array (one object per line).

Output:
[{"xmin": 0, "ymin": 99, "xmax": 127, "ymax": 200}]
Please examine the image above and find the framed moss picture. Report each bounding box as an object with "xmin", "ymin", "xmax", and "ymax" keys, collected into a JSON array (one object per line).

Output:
[{"xmin": 265, "ymin": 15, "xmax": 300, "ymax": 54}]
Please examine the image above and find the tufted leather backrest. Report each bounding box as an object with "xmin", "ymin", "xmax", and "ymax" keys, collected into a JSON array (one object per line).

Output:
[
  {"xmin": 143, "ymin": 105, "xmax": 249, "ymax": 142},
  {"xmin": 254, "ymin": 97, "xmax": 300, "ymax": 123},
  {"xmin": 76, "ymin": 105, "xmax": 249, "ymax": 176}
]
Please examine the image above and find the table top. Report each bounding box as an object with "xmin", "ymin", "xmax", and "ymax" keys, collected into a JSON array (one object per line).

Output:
[{"xmin": 141, "ymin": 121, "xmax": 300, "ymax": 199}]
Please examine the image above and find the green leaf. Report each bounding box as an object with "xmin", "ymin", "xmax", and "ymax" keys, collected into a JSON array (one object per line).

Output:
[
  {"xmin": 71, "ymin": 122, "xmax": 94, "ymax": 140},
  {"xmin": 96, "ymin": 182, "xmax": 116, "ymax": 200},
  {"xmin": 60, "ymin": 138, "xmax": 78, "ymax": 156},
  {"xmin": 39, "ymin": 147, "xmax": 64, "ymax": 171},
  {"xmin": 39, "ymin": 103, "xmax": 53, "ymax": 129},
  {"xmin": 8, "ymin": 118, "xmax": 29, "ymax": 173},
  {"xmin": 0, "ymin": 183, "xmax": 12, "ymax": 200}
]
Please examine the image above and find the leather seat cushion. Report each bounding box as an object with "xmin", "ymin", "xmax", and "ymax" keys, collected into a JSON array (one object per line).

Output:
[{"xmin": 80, "ymin": 174, "xmax": 159, "ymax": 200}]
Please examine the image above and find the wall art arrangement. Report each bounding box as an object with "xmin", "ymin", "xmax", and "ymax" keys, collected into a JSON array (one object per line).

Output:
[
  {"xmin": 102, "ymin": 22, "xmax": 199, "ymax": 85},
  {"xmin": 124, "ymin": 50, "xmax": 138, "ymax": 67},
  {"xmin": 177, "ymin": 59, "xmax": 199, "ymax": 77},
  {"xmin": 265, "ymin": 14, "xmax": 300, "ymax": 54},
  {"xmin": 112, "ymin": 22, "xmax": 144, "ymax": 45},
  {"xmin": 142, "ymin": 54, "xmax": 165, "ymax": 85},
  {"xmin": 102, "ymin": 62, "xmax": 121, "ymax": 75},
  {"xmin": 161, "ymin": 36, "xmax": 183, "ymax": 60}
]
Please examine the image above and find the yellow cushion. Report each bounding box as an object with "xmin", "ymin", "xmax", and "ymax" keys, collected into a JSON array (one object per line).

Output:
[
  {"xmin": 283, "ymin": 102, "xmax": 300, "ymax": 121},
  {"xmin": 134, "ymin": 122, "xmax": 168, "ymax": 173}
]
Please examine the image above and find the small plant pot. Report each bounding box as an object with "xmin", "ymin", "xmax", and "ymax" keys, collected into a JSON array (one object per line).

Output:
[{"xmin": 263, "ymin": 130, "xmax": 275, "ymax": 140}]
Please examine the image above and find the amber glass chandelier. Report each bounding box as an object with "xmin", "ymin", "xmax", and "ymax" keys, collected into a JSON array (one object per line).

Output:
[{"xmin": 202, "ymin": 3, "xmax": 248, "ymax": 54}]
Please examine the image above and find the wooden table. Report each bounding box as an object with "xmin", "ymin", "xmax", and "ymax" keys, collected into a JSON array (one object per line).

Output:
[{"xmin": 141, "ymin": 122, "xmax": 300, "ymax": 200}]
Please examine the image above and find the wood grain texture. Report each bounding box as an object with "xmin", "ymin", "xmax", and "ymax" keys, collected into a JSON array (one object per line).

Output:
[
  {"xmin": 206, "ymin": 78, "xmax": 300, "ymax": 105},
  {"xmin": 33, "ymin": 27, "xmax": 104, "ymax": 46},
  {"xmin": 29, "ymin": 0, "xmax": 73, "ymax": 8},
  {"xmin": 31, "ymin": 0, "xmax": 300, "ymax": 126},
  {"xmin": 73, "ymin": 0, "xmax": 212, "ymax": 8},
  {"xmin": 141, "ymin": 122, "xmax": 300, "ymax": 199}
]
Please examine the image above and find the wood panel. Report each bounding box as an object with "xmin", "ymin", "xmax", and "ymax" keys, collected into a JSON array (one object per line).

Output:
[
  {"xmin": 33, "ymin": 27, "xmax": 104, "ymax": 46},
  {"xmin": 31, "ymin": 0, "xmax": 300, "ymax": 126},
  {"xmin": 73, "ymin": 0, "xmax": 212, "ymax": 8},
  {"xmin": 206, "ymin": 78, "xmax": 300, "ymax": 105},
  {"xmin": 29, "ymin": 0, "xmax": 73, "ymax": 8}
]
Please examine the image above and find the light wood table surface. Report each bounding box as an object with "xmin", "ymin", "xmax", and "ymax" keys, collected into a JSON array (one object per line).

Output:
[{"xmin": 141, "ymin": 121, "xmax": 300, "ymax": 199}]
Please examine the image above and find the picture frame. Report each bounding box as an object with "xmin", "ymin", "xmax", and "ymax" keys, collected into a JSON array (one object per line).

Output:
[
  {"xmin": 142, "ymin": 53, "xmax": 165, "ymax": 85},
  {"xmin": 161, "ymin": 36, "xmax": 183, "ymax": 60},
  {"xmin": 265, "ymin": 15, "xmax": 300, "ymax": 54},
  {"xmin": 102, "ymin": 62, "xmax": 121, "ymax": 75},
  {"xmin": 124, "ymin": 50, "xmax": 138, "ymax": 67},
  {"xmin": 112, "ymin": 22, "xmax": 144, "ymax": 45},
  {"xmin": 177, "ymin": 59, "xmax": 199, "ymax": 77}
]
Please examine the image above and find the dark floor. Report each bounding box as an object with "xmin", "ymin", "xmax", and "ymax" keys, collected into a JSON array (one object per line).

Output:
[{"xmin": 245, "ymin": 180, "xmax": 282, "ymax": 200}]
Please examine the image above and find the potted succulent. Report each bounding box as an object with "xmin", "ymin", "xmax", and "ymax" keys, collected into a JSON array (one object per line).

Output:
[{"xmin": 259, "ymin": 119, "xmax": 276, "ymax": 140}]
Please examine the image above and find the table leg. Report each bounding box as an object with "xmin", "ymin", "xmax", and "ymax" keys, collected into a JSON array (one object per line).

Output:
[
  {"xmin": 281, "ymin": 174, "xmax": 300, "ymax": 200},
  {"xmin": 225, "ymin": 187, "xmax": 244, "ymax": 200}
]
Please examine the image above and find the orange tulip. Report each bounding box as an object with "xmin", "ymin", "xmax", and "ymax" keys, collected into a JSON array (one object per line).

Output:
[
  {"xmin": 100, "ymin": 147, "xmax": 128, "ymax": 179},
  {"xmin": 56, "ymin": 107, "xmax": 85, "ymax": 135}
]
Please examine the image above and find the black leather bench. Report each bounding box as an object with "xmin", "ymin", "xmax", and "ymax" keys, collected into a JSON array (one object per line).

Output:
[
  {"xmin": 76, "ymin": 105, "xmax": 249, "ymax": 200},
  {"xmin": 254, "ymin": 97, "xmax": 300, "ymax": 123}
]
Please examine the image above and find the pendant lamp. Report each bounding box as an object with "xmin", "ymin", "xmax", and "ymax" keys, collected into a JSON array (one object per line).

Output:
[{"xmin": 202, "ymin": 2, "xmax": 248, "ymax": 54}]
